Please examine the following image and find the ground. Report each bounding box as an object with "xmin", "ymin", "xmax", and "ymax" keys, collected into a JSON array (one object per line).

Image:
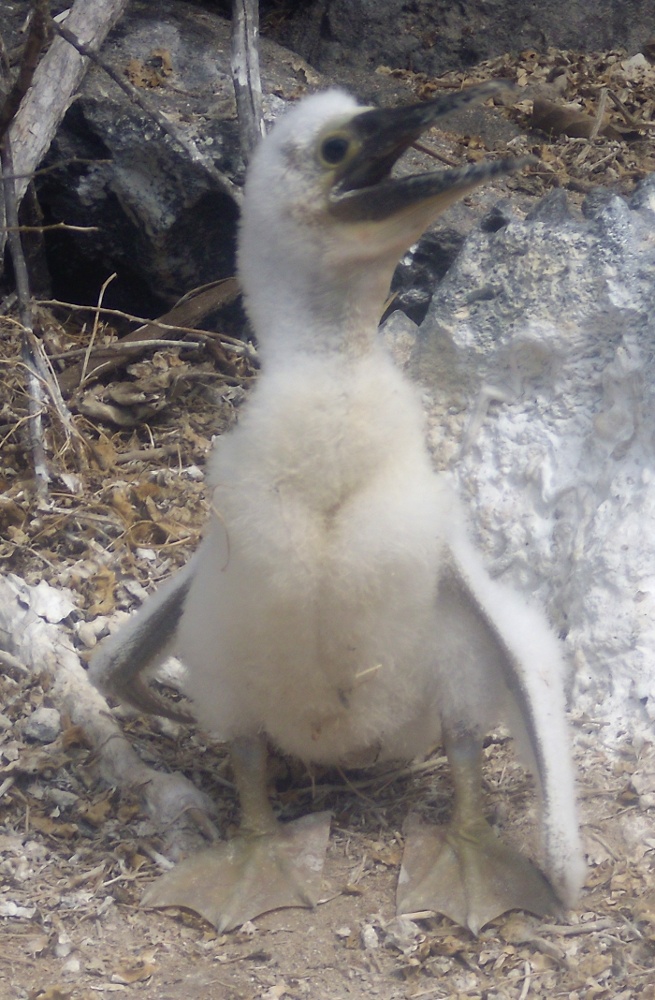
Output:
[
  {"xmin": 2, "ymin": 685, "xmax": 655, "ymax": 999},
  {"xmin": 2, "ymin": 47, "xmax": 655, "ymax": 1000}
]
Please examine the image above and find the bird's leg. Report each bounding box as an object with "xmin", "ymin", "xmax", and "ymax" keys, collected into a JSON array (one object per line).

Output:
[
  {"xmin": 397, "ymin": 726, "xmax": 560, "ymax": 934},
  {"xmin": 142, "ymin": 735, "xmax": 331, "ymax": 932}
]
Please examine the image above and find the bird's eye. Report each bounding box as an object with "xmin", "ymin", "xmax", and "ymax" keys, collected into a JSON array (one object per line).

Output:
[{"xmin": 319, "ymin": 134, "xmax": 351, "ymax": 166}]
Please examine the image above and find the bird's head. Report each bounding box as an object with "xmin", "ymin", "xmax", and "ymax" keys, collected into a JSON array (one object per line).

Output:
[{"xmin": 238, "ymin": 84, "xmax": 530, "ymax": 357}]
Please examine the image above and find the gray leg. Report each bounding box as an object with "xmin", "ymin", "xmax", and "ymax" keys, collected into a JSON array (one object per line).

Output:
[{"xmin": 397, "ymin": 727, "xmax": 559, "ymax": 934}]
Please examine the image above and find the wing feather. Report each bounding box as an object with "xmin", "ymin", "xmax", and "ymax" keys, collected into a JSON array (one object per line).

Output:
[
  {"xmin": 435, "ymin": 535, "xmax": 585, "ymax": 906},
  {"xmin": 89, "ymin": 556, "xmax": 198, "ymax": 722}
]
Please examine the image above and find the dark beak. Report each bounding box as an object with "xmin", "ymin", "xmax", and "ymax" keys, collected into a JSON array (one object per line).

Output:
[{"xmin": 329, "ymin": 80, "xmax": 532, "ymax": 222}]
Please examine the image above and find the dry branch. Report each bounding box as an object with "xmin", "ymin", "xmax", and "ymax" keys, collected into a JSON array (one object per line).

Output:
[
  {"xmin": 0, "ymin": 0, "xmax": 51, "ymax": 144},
  {"xmin": 55, "ymin": 278, "xmax": 242, "ymax": 395},
  {"xmin": 1, "ymin": 132, "xmax": 50, "ymax": 495},
  {"xmin": 5, "ymin": 0, "xmax": 128, "ymax": 210},
  {"xmin": 0, "ymin": 574, "xmax": 215, "ymax": 829},
  {"xmin": 231, "ymin": 0, "xmax": 264, "ymax": 160}
]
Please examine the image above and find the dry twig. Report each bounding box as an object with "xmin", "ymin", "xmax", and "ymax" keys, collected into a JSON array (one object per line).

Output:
[
  {"xmin": 231, "ymin": 0, "xmax": 265, "ymax": 160},
  {"xmin": 1, "ymin": 136, "xmax": 50, "ymax": 495},
  {"xmin": 50, "ymin": 278, "xmax": 247, "ymax": 394}
]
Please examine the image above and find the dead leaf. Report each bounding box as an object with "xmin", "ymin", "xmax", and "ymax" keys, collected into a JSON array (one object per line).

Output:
[
  {"xmin": 75, "ymin": 790, "xmax": 115, "ymax": 827},
  {"xmin": 111, "ymin": 953, "xmax": 156, "ymax": 984},
  {"xmin": 61, "ymin": 724, "xmax": 92, "ymax": 749},
  {"xmin": 634, "ymin": 889, "xmax": 655, "ymax": 925},
  {"xmin": 30, "ymin": 814, "xmax": 79, "ymax": 839},
  {"xmin": 0, "ymin": 496, "xmax": 26, "ymax": 529},
  {"xmin": 28, "ymin": 989, "xmax": 71, "ymax": 1000},
  {"xmin": 575, "ymin": 951, "xmax": 613, "ymax": 978},
  {"xmin": 7, "ymin": 524, "xmax": 30, "ymax": 545},
  {"xmin": 107, "ymin": 382, "xmax": 154, "ymax": 407},
  {"xmin": 109, "ymin": 486, "xmax": 136, "ymax": 525},
  {"xmin": 78, "ymin": 388, "xmax": 170, "ymax": 426},
  {"xmin": 89, "ymin": 434, "xmax": 117, "ymax": 470},
  {"xmin": 261, "ymin": 984, "xmax": 289, "ymax": 1000},
  {"xmin": 88, "ymin": 568, "xmax": 117, "ymax": 616},
  {"xmin": 8, "ymin": 746, "xmax": 62, "ymax": 776},
  {"xmin": 532, "ymin": 97, "xmax": 625, "ymax": 139}
]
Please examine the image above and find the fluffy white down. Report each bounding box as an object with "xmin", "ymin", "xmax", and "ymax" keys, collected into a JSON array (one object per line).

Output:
[
  {"xmin": 178, "ymin": 349, "xmax": 456, "ymax": 764},
  {"xmin": 173, "ymin": 90, "xmax": 583, "ymax": 903}
]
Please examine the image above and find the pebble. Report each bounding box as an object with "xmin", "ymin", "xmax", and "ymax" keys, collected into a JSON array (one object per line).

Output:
[
  {"xmin": 23, "ymin": 707, "xmax": 62, "ymax": 743},
  {"xmin": 47, "ymin": 787, "xmax": 79, "ymax": 809},
  {"xmin": 360, "ymin": 924, "xmax": 379, "ymax": 950}
]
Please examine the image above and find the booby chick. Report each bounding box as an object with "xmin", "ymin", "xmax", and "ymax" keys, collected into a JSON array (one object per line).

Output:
[{"xmin": 91, "ymin": 82, "xmax": 585, "ymax": 934}]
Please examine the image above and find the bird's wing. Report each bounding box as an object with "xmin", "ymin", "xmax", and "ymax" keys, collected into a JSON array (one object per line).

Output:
[
  {"xmin": 89, "ymin": 554, "xmax": 200, "ymax": 722},
  {"xmin": 433, "ymin": 534, "xmax": 585, "ymax": 907}
]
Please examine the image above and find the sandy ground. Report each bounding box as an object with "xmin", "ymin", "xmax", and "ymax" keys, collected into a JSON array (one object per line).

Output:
[{"xmin": 2, "ymin": 686, "xmax": 655, "ymax": 1000}]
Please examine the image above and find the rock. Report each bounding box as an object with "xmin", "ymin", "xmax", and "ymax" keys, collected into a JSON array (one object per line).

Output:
[
  {"xmin": 23, "ymin": 578, "xmax": 78, "ymax": 624},
  {"xmin": 36, "ymin": 0, "xmax": 318, "ymax": 312},
  {"xmin": 409, "ymin": 176, "xmax": 655, "ymax": 740},
  {"xmin": 274, "ymin": 0, "xmax": 655, "ymax": 79},
  {"xmin": 361, "ymin": 923, "xmax": 380, "ymax": 949},
  {"xmin": 391, "ymin": 228, "xmax": 466, "ymax": 325},
  {"xmin": 47, "ymin": 788, "xmax": 79, "ymax": 810},
  {"xmin": 23, "ymin": 707, "xmax": 62, "ymax": 744},
  {"xmin": 33, "ymin": 0, "xmax": 519, "ymax": 316},
  {"xmin": 382, "ymin": 916, "xmax": 423, "ymax": 953}
]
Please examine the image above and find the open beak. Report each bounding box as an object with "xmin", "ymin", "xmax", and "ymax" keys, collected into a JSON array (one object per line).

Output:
[{"xmin": 329, "ymin": 80, "xmax": 532, "ymax": 222}]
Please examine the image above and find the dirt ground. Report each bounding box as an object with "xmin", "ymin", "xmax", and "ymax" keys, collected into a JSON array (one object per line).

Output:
[
  {"xmin": 2, "ymin": 47, "xmax": 655, "ymax": 1000},
  {"xmin": 2, "ymin": 680, "xmax": 655, "ymax": 1000}
]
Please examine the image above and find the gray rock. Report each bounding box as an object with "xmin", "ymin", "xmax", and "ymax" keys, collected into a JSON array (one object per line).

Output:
[
  {"xmin": 37, "ymin": 1, "xmax": 316, "ymax": 311},
  {"xmin": 23, "ymin": 707, "xmax": 62, "ymax": 744},
  {"xmin": 275, "ymin": 0, "xmax": 654, "ymax": 79},
  {"xmin": 46, "ymin": 788, "xmax": 79, "ymax": 810},
  {"xmin": 410, "ymin": 175, "xmax": 655, "ymax": 739}
]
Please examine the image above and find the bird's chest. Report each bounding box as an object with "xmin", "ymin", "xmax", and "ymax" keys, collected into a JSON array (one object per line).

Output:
[
  {"xmin": 208, "ymin": 366, "xmax": 445, "ymax": 615},
  {"xmin": 214, "ymin": 370, "xmax": 409, "ymax": 533},
  {"xmin": 189, "ymin": 368, "xmax": 447, "ymax": 758}
]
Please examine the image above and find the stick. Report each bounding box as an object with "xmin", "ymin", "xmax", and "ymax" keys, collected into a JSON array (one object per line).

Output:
[
  {"xmin": 6, "ymin": 0, "xmax": 128, "ymax": 208},
  {"xmin": 589, "ymin": 88, "xmax": 608, "ymax": 141},
  {"xmin": 0, "ymin": 139, "xmax": 32, "ymax": 329},
  {"xmin": 0, "ymin": 0, "xmax": 51, "ymax": 144},
  {"xmin": 54, "ymin": 278, "xmax": 243, "ymax": 394},
  {"xmin": 1, "ymin": 135, "xmax": 50, "ymax": 496},
  {"xmin": 231, "ymin": 0, "xmax": 264, "ymax": 160}
]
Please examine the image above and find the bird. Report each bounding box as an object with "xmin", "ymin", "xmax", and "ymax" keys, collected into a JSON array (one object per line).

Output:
[{"xmin": 90, "ymin": 82, "xmax": 585, "ymax": 935}]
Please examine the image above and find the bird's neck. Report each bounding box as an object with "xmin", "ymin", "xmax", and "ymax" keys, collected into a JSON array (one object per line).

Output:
[{"xmin": 243, "ymin": 254, "xmax": 396, "ymax": 367}]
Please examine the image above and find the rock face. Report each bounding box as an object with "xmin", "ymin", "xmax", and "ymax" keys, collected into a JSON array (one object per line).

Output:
[
  {"xmin": 276, "ymin": 0, "xmax": 655, "ymax": 78},
  {"xmin": 36, "ymin": 1, "xmax": 315, "ymax": 311},
  {"xmin": 388, "ymin": 178, "xmax": 655, "ymax": 740}
]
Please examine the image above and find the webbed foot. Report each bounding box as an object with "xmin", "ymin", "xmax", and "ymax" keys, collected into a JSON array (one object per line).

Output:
[
  {"xmin": 141, "ymin": 736, "xmax": 331, "ymax": 931},
  {"xmin": 143, "ymin": 810, "xmax": 331, "ymax": 931},
  {"xmin": 397, "ymin": 726, "xmax": 562, "ymax": 934},
  {"xmin": 397, "ymin": 813, "xmax": 559, "ymax": 934}
]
